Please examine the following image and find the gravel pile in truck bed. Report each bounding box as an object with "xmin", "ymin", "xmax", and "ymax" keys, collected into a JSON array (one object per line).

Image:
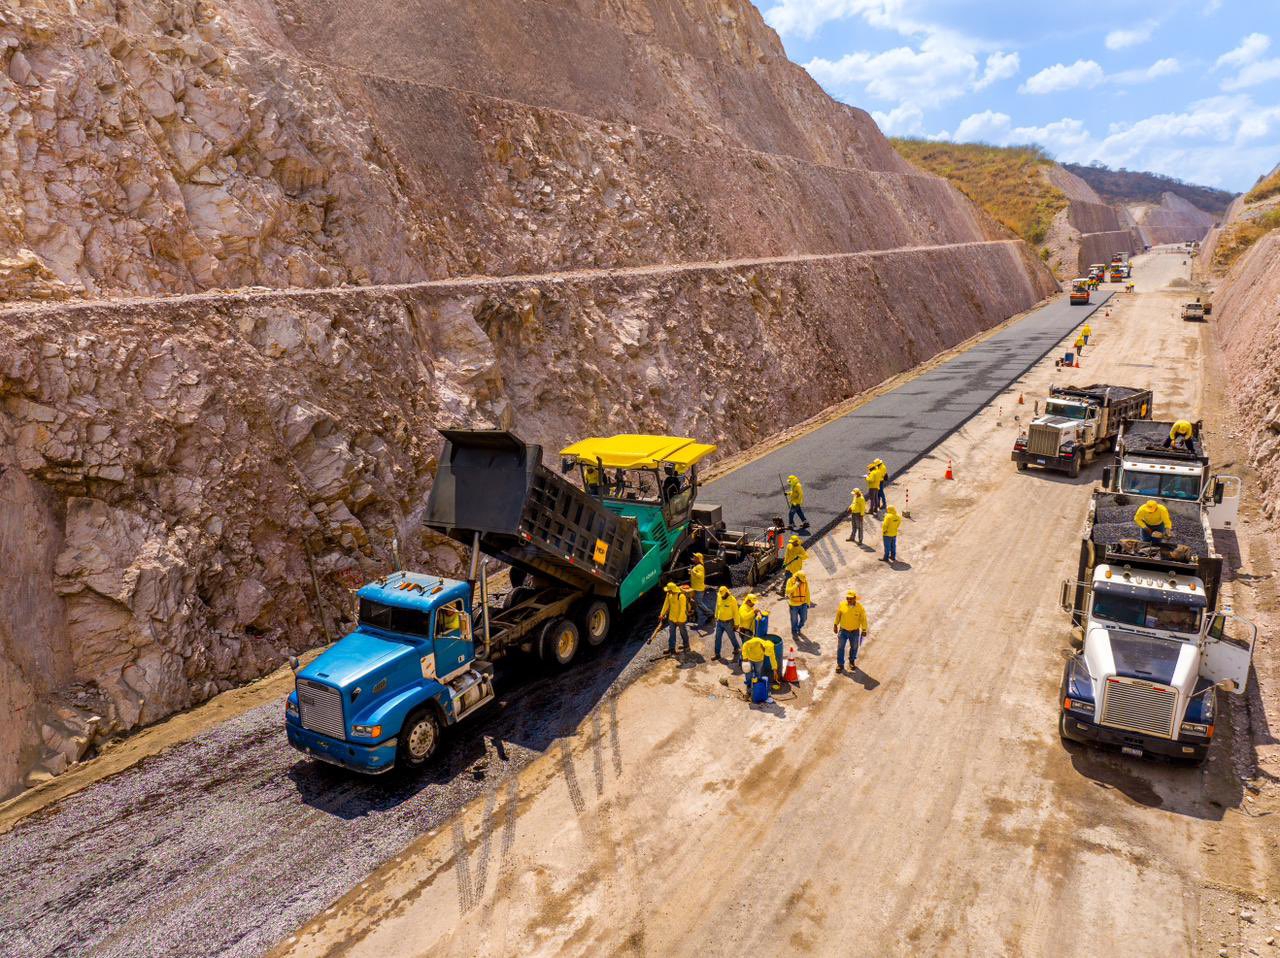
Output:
[
  {"xmin": 1091, "ymin": 496, "xmax": 1208, "ymax": 555},
  {"xmin": 1122, "ymin": 419, "xmax": 1204, "ymax": 455}
]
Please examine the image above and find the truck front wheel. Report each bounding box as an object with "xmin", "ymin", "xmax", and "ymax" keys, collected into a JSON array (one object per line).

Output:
[
  {"xmin": 398, "ymin": 709, "xmax": 441, "ymax": 767},
  {"xmin": 1069, "ymin": 457, "xmax": 1081, "ymax": 478},
  {"xmin": 1016, "ymin": 460, "xmax": 1028, "ymax": 472},
  {"xmin": 580, "ymin": 600, "xmax": 612, "ymax": 647},
  {"xmin": 541, "ymin": 618, "xmax": 580, "ymax": 668}
]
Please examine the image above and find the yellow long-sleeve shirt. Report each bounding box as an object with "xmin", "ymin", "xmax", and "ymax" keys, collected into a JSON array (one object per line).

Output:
[{"xmin": 741, "ymin": 636, "xmax": 778, "ymax": 672}]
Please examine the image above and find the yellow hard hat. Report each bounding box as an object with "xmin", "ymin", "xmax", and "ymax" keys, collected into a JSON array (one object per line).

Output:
[
  {"xmin": 693, "ymin": 552, "xmax": 704, "ymax": 562},
  {"xmin": 744, "ymin": 593, "xmax": 758, "ymax": 604},
  {"xmin": 846, "ymin": 589, "xmax": 858, "ymax": 599},
  {"xmin": 788, "ymin": 475, "xmax": 798, "ymax": 481},
  {"xmin": 789, "ymin": 534, "xmax": 801, "ymax": 543},
  {"xmin": 719, "ymin": 585, "xmax": 731, "ymax": 596},
  {"xmin": 665, "ymin": 582, "xmax": 679, "ymax": 593}
]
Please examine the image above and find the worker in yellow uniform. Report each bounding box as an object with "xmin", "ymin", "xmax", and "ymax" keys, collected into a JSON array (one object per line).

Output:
[
  {"xmin": 1082, "ymin": 322, "xmax": 1093, "ymax": 345},
  {"xmin": 713, "ymin": 586, "xmax": 740, "ymax": 660},
  {"xmin": 881, "ymin": 505, "xmax": 902, "ymax": 563},
  {"xmin": 689, "ymin": 552, "xmax": 712, "ymax": 631},
  {"xmin": 866, "ymin": 461, "xmax": 884, "ymax": 514},
  {"xmin": 782, "ymin": 534, "xmax": 807, "ymax": 596},
  {"xmin": 1135, "ymin": 499, "xmax": 1172, "ymax": 544},
  {"xmin": 583, "ymin": 463, "xmax": 603, "ymax": 496},
  {"xmin": 785, "ymin": 570, "xmax": 812, "ymax": 640},
  {"xmin": 741, "ymin": 632, "xmax": 779, "ymax": 700},
  {"xmin": 1165, "ymin": 419, "xmax": 1195, "ymax": 449},
  {"xmin": 833, "ymin": 589, "xmax": 869, "ymax": 673},
  {"xmin": 1074, "ymin": 332, "xmax": 1086, "ymax": 358},
  {"xmin": 658, "ymin": 582, "xmax": 691, "ymax": 654},
  {"xmin": 847, "ymin": 488, "xmax": 868, "ymax": 544},
  {"xmin": 438, "ymin": 602, "xmax": 463, "ymax": 636},
  {"xmin": 735, "ymin": 593, "xmax": 762, "ymax": 650},
  {"xmin": 785, "ymin": 475, "xmax": 808, "ymax": 530}
]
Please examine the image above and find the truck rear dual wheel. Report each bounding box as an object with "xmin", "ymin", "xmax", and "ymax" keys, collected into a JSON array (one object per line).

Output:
[
  {"xmin": 579, "ymin": 600, "xmax": 612, "ymax": 647},
  {"xmin": 540, "ymin": 617, "xmax": 580, "ymax": 668}
]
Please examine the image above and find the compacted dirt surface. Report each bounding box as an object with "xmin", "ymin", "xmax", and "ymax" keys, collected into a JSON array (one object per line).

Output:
[
  {"xmin": 268, "ymin": 250, "xmax": 1279, "ymax": 957},
  {"xmin": 2, "ymin": 250, "xmax": 1276, "ymax": 958}
]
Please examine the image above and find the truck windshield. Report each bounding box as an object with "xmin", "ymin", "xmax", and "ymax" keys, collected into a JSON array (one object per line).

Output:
[
  {"xmin": 1120, "ymin": 470, "xmax": 1201, "ymax": 501},
  {"xmin": 359, "ymin": 599, "xmax": 431, "ymax": 638},
  {"xmin": 1092, "ymin": 591, "xmax": 1202, "ymax": 635},
  {"xmin": 1045, "ymin": 402, "xmax": 1087, "ymax": 420}
]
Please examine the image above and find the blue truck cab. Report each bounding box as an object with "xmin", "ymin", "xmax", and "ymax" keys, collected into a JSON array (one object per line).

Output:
[{"xmin": 285, "ymin": 571, "xmax": 492, "ymax": 773}]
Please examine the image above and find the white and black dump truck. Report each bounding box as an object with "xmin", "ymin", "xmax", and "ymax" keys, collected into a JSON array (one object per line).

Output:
[
  {"xmin": 1012, "ymin": 384, "xmax": 1152, "ymax": 478},
  {"xmin": 1057, "ymin": 424, "xmax": 1256, "ymax": 762}
]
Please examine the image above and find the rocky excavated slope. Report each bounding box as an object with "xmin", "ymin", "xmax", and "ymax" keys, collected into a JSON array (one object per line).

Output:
[
  {"xmin": 0, "ymin": 0, "xmax": 1056, "ymax": 794},
  {"xmin": 1129, "ymin": 192, "xmax": 1217, "ymax": 246},
  {"xmin": 1041, "ymin": 165, "xmax": 1142, "ymax": 275},
  {"xmin": 1204, "ymin": 166, "xmax": 1280, "ymax": 524}
]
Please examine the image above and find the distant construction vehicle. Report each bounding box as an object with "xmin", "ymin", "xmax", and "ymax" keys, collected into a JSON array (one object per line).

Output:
[
  {"xmin": 1069, "ymin": 278, "xmax": 1091, "ymax": 305},
  {"xmin": 285, "ymin": 430, "xmax": 778, "ymax": 773},
  {"xmin": 1012, "ymin": 384, "xmax": 1152, "ymax": 477},
  {"xmin": 1058, "ymin": 488, "xmax": 1254, "ymax": 763},
  {"xmin": 1181, "ymin": 301, "xmax": 1206, "ymax": 321}
]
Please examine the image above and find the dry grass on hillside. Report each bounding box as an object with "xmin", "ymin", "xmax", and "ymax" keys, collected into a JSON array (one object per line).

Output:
[
  {"xmin": 1244, "ymin": 169, "xmax": 1280, "ymax": 204},
  {"xmin": 1212, "ymin": 207, "xmax": 1280, "ymax": 271},
  {"xmin": 891, "ymin": 140, "xmax": 1068, "ymax": 251}
]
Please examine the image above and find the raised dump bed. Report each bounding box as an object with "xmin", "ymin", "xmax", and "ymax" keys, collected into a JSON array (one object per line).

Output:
[{"xmin": 425, "ymin": 429, "xmax": 639, "ymax": 595}]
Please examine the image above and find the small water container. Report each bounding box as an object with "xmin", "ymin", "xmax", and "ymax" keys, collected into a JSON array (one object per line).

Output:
[{"xmin": 750, "ymin": 675, "xmax": 771, "ymax": 704}]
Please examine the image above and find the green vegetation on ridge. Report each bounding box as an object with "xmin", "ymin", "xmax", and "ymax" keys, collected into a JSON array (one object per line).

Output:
[
  {"xmin": 1244, "ymin": 167, "xmax": 1280, "ymax": 204},
  {"xmin": 1063, "ymin": 163, "xmax": 1236, "ymax": 216},
  {"xmin": 891, "ymin": 140, "xmax": 1068, "ymax": 251}
]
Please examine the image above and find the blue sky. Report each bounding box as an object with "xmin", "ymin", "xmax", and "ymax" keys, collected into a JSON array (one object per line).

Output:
[{"xmin": 762, "ymin": 0, "xmax": 1280, "ymax": 192}]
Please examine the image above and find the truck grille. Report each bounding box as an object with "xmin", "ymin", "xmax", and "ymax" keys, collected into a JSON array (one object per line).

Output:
[
  {"xmin": 1101, "ymin": 679, "xmax": 1176, "ymax": 738},
  {"xmin": 297, "ymin": 679, "xmax": 345, "ymax": 739},
  {"xmin": 1028, "ymin": 424, "xmax": 1062, "ymax": 457}
]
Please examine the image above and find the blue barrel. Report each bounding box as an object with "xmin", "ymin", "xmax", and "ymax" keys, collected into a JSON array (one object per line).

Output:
[
  {"xmin": 768, "ymin": 634, "xmax": 784, "ymax": 678},
  {"xmin": 750, "ymin": 675, "xmax": 770, "ymax": 703},
  {"xmin": 754, "ymin": 611, "xmax": 770, "ymax": 637},
  {"xmin": 1064, "ymin": 351, "xmax": 1075, "ymax": 365}
]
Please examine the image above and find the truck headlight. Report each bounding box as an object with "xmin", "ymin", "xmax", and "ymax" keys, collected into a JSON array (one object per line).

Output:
[
  {"xmin": 286, "ymin": 698, "xmax": 299, "ymax": 717},
  {"xmin": 351, "ymin": 724, "xmax": 383, "ymax": 739}
]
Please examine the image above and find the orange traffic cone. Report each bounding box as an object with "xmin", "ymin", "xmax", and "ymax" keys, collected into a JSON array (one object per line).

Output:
[
  {"xmin": 783, "ymin": 648, "xmax": 800, "ymax": 684},
  {"xmin": 1018, "ymin": 393, "xmax": 1024, "ymax": 405},
  {"xmin": 944, "ymin": 459, "xmax": 954, "ymax": 480}
]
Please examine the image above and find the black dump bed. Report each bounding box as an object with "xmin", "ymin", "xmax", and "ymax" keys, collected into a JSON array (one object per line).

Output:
[
  {"xmin": 1077, "ymin": 491, "xmax": 1222, "ymax": 615},
  {"xmin": 425, "ymin": 430, "xmax": 638, "ymax": 596},
  {"xmin": 1118, "ymin": 419, "xmax": 1207, "ymax": 462},
  {"xmin": 1090, "ymin": 491, "xmax": 1208, "ymax": 555},
  {"xmin": 1051, "ymin": 383, "xmax": 1151, "ymax": 407}
]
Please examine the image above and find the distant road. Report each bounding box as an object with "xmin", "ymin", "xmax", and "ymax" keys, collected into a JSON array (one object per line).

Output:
[{"xmin": 703, "ymin": 291, "xmax": 1113, "ymax": 533}]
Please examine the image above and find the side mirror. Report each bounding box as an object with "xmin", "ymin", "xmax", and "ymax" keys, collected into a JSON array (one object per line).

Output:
[
  {"xmin": 1059, "ymin": 579, "xmax": 1073, "ymax": 613},
  {"xmin": 288, "ymin": 655, "xmax": 300, "ymax": 672},
  {"xmin": 1101, "ymin": 466, "xmax": 1113, "ymax": 491},
  {"xmin": 1213, "ymin": 480, "xmax": 1224, "ymax": 504}
]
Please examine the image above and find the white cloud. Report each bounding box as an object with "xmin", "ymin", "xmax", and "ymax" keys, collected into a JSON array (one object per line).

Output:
[
  {"xmin": 1106, "ymin": 21, "xmax": 1157, "ymax": 50},
  {"xmin": 764, "ymin": 0, "xmax": 910, "ymax": 41},
  {"xmin": 807, "ymin": 36, "xmax": 1019, "ymax": 107},
  {"xmin": 872, "ymin": 103, "xmax": 926, "ymax": 136},
  {"xmin": 1019, "ymin": 60, "xmax": 1106, "ymax": 94},
  {"xmin": 952, "ymin": 110, "xmax": 1012, "ymax": 142},
  {"xmin": 975, "ymin": 51, "xmax": 1020, "ymax": 90},
  {"xmin": 1204, "ymin": 0, "xmax": 1223, "ymax": 12},
  {"xmin": 949, "ymin": 112, "xmax": 1090, "ymax": 153},
  {"xmin": 1112, "ymin": 58, "xmax": 1183, "ymax": 85},
  {"xmin": 1215, "ymin": 33, "xmax": 1270, "ymax": 70},
  {"xmin": 1221, "ymin": 58, "xmax": 1280, "ymax": 90}
]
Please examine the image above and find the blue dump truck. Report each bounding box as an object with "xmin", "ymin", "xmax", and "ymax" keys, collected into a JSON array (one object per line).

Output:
[{"xmin": 285, "ymin": 430, "xmax": 774, "ymax": 773}]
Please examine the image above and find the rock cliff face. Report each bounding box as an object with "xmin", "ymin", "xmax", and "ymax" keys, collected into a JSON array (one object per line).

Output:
[
  {"xmin": 1041, "ymin": 165, "xmax": 1142, "ymax": 275},
  {"xmin": 0, "ymin": 0, "xmax": 1056, "ymax": 794},
  {"xmin": 1129, "ymin": 192, "xmax": 1216, "ymax": 246}
]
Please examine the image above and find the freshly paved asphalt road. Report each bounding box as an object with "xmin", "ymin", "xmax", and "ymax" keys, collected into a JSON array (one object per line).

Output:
[{"xmin": 704, "ymin": 291, "xmax": 1113, "ymax": 534}]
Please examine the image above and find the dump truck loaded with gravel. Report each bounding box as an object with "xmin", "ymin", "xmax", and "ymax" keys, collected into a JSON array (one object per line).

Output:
[
  {"xmin": 1057, "ymin": 489, "xmax": 1256, "ymax": 763},
  {"xmin": 285, "ymin": 430, "xmax": 779, "ymax": 773},
  {"xmin": 1012, "ymin": 384, "xmax": 1152, "ymax": 477}
]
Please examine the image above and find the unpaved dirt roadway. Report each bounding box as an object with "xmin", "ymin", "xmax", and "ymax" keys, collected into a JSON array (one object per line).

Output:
[{"xmin": 276, "ymin": 248, "xmax": 1280, "ymax": 958}]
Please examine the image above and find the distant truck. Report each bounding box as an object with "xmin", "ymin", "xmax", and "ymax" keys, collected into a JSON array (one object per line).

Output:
[
  {"xmin": 1103, "ymin": 419, "xmax": 1241, "ymax": 531},
  {"xmin": 1012, "ymin": 384, "xmax": 1152, "ymax": 477},
  {"xmin": 1069, "ymin": 278, "xmax": 1091, "ymax": 305},
  {"xmin": 1181, "ymin": 301, "xmax": 1206, "ymax": 321},
  {"xmin": 1058, "ymin": 490, "xmax": 1255, "ymax": 763},
  {"xmin": 285, "ymin": 430, "xmax": 772, "ymax": 774}
]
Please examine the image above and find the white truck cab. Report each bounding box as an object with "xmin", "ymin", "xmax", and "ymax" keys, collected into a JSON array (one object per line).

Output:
[{"xmin": 1059, "ymin": 563, "xmax": 1255, "ymax": 762}]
